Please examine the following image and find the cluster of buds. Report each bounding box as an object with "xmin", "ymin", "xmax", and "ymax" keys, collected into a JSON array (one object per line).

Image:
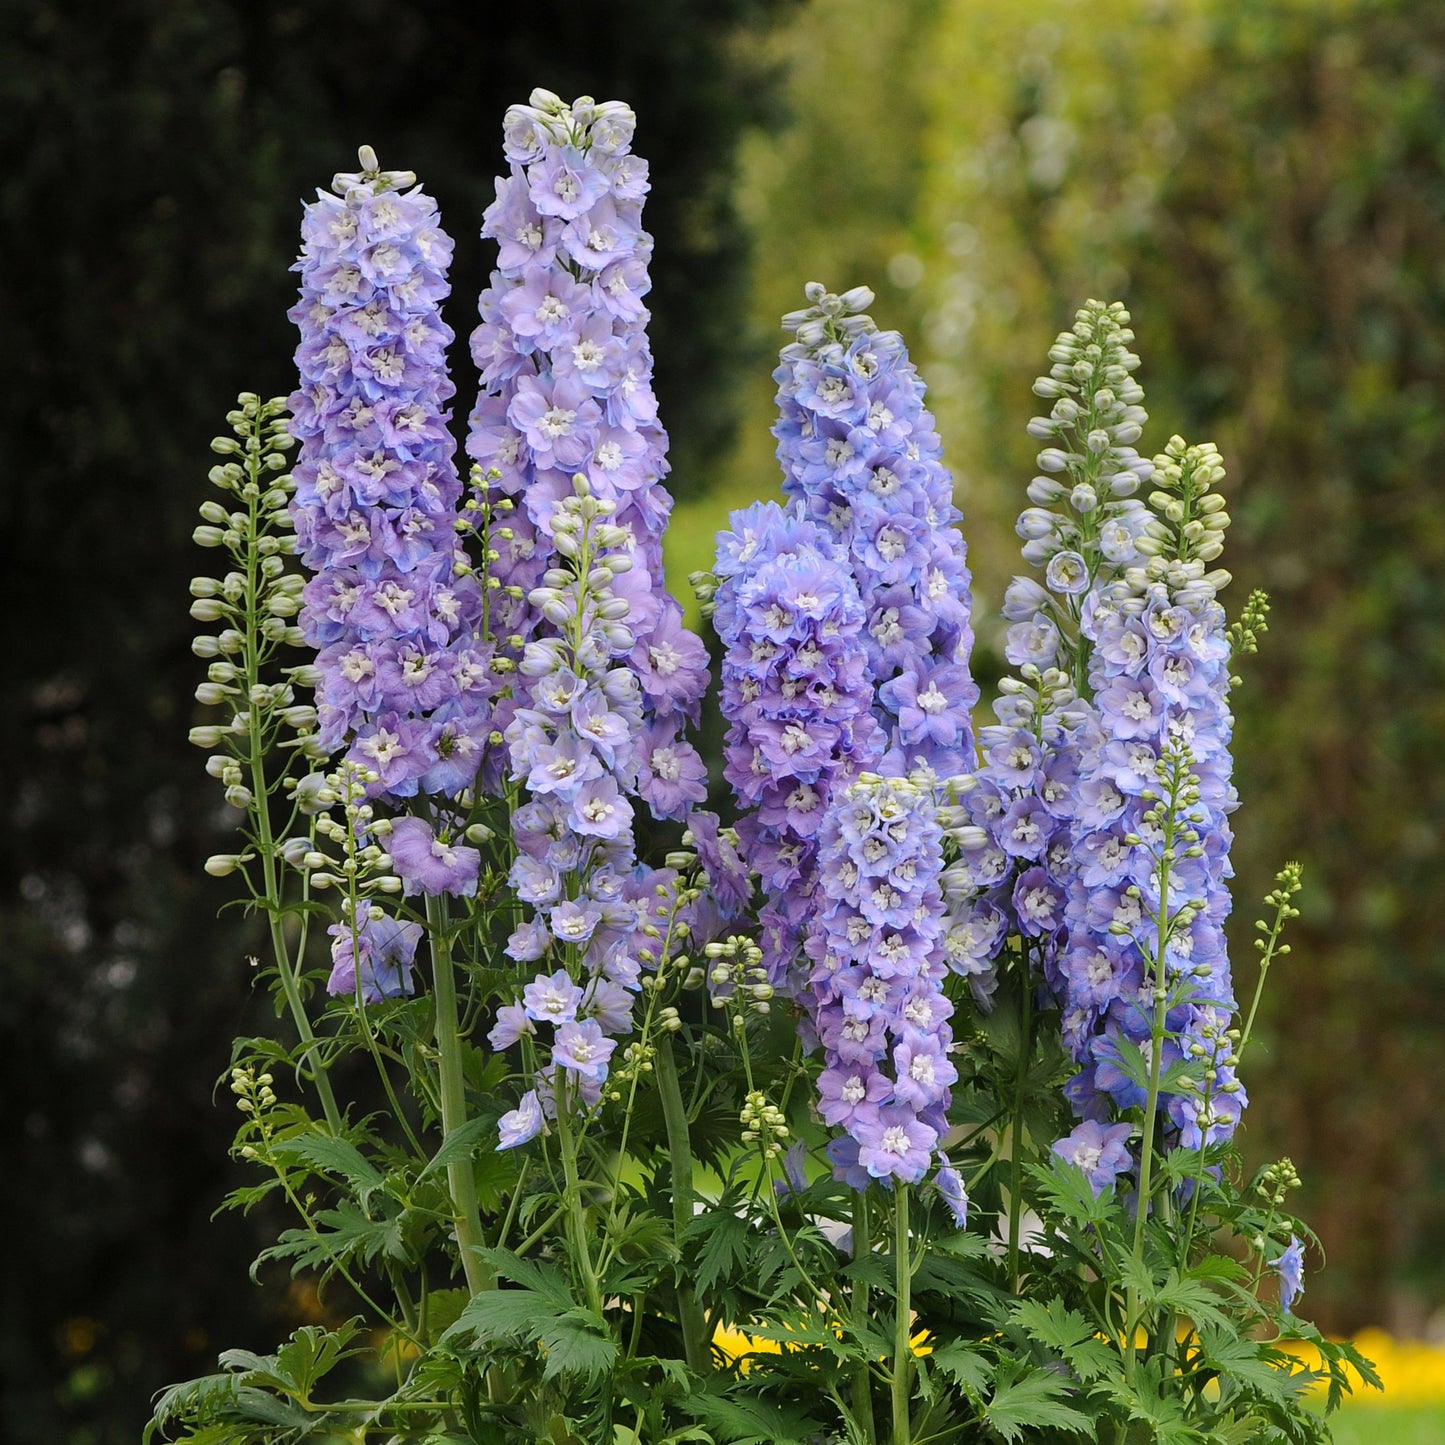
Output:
[
  {"xmin": 739, "ymin": 1088, "xmax": 790, "ymax": 1160},
  {"xmin": 230, "ymin": 1062, "xmax": 278, "ymax": 1161},
  {"xmin": 705, "ymin": 935, "xmax": 773, "ymax": 1018},
  {"xmin": 299, "ymin": 759, "xmax": 401, "ymax": 895},
  {"xmin": 1134, "ymin": 437, "xmax": 1231, "ymax": 570},
  {"xmin": 1258, "ymin": 1156, "xmax": 1303, "ymax": 1208},
  {"xmin": 190, "ymin": 395, "xmax": 322, "ymax": 878}
]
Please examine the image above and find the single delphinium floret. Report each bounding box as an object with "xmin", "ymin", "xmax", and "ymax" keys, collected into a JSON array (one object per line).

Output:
[
  {"xmin": 1056, "ymin": 437, "xmax": 1243, "ymax": 1157},
  {"xmin": 805, "ymin": 773, "xmax": 960, "ymax": 1208},
  {"xmin": 710, "ymin": 499, "xmax": 883, "ymax": 988},
  {"xmin": 466, "ymin": 90, "xmax": 707, "ymax": 805},
  {"xmin": 773, "ymin": 283, "xmax": 979, "ymax": 779},
  {"xmin": 1274, "ymin": 1235, "xmax": 1305, "ymax": 1315},
  {"xmin": 943, "ymin": 302, "xmax": 1158, "ymax": 1010},
  {"xmin": 287, "ymin": 147, "xmax": 492, "ymax": 808}
]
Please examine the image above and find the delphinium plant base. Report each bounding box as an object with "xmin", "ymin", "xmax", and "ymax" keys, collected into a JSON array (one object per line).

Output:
[{"xmin": 151, "ymin": 90, "xmax": 1377, "ymax": 1445}]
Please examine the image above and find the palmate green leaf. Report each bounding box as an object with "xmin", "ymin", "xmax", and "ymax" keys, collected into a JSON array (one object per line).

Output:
[
  {"xmin": 537, "ymin": 1307, "xmax": 621, "ymax": 1383},
  {"xmin": 681, "ymin": 1387, "xmax": 824, "ymax": 1445},
  {"xmin": 1154, "ymin": 1269, "xmax": 1234, "ymax": 1334},
  {"xmin": 1107, "ymin": 1358, "xmax": 1203, "ymax": 1445},
  {"xmin": 1191, "ymin": 1326, "xmax": 1298, "ymax": 1403},
  {"xmin": 982, "ymin": 1361, "xmax": 1093, "ymax": 1443},
  {"xmin": 445, "ymin": 1289, "xmax": 618, "ymax": 1382},
  {"xmin": 442, "ymin": 1250, "xmax": 618, "ymax": 1384},
  {"xmin": 269, "ymin": 1133, "xmax": 386, "ymax": 1206},
  {"xmin": 145, "ymin": 1372, "xmax": 241, "ymax": 1442},
  {"xmin": 687, "ymin": 1202, "xmax": 753, "ymax": 1297},
  {"xmin": 256, "ymin": 1199, "xmax": 407, "ymax": 1277},
  {"xmin": 272, "ymin": 1320, "xmax": 366, "ymax": 1398},
  {"xmin": 927, "ymin": 1342, "xmax": 993, "ymax": 1400},
  {"xmin": 1011, "ymin": 1297, "xmax": 1119, "ymax": 1384}
]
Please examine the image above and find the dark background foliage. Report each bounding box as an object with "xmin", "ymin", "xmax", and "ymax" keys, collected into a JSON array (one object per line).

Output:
[{"xmin": 0, "ymin": 3, "xmax": 796, "ymax": 1440}]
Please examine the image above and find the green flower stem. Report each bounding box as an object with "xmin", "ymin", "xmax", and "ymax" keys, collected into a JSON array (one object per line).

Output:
[
  {"xmin": 553, "ymin": 1083, "xmax": 604, "ymax": 1316},
  {"xmin": 1007, "ymin": 949, "xmax": 1034, "ymax": 1294},
  {"xmin": 852, "ymin": 1193, "xmax": 877, "ymax": 1445},
  {"xmin": 1125, "ymin": 772, "xmax": 1182, "ymax": 1378},
  {"xmin": 656, "ymin": 1032, "xmax": 709, "ymax": 1373},
  {"xmin": 891, "ymin": 1184, "xmax": 913, "ymax": 1445},
  {"xmin": 426, "ymin": 895, "xmax": 491, "ymax": 1297},
  {"xmin": 235, "ymin": 417, "xmax": 342, "ymax": 1138}
]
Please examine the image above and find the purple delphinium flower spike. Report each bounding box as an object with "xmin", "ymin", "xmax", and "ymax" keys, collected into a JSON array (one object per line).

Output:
[
  {"xmin": 288, "ymin": 148, "xmax": 491, "ymax": 808},
  {"xmin": 772, "ymin": 283, "xmax": 979, "ymax": 779},
  {"xmin": 1057, "ymin": 439, "xmax": 1243, "ymax": 1150},
  {"xmin": 468, "ymin": 95, "xmax": 708, "ymax": 1140},
  {"xmin": 711, "ymin": 500, "xmax": 883, "ymax": 988},
  {"xmin": 806, "ymin": 772, "xmax": 960, "ymax": 1207}
]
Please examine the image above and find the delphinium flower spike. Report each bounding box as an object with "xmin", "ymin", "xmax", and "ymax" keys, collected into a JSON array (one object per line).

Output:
[
  {"xmin": 710, "ymin": 500, "xmax": 883, "ymax": 989},
  {"xmin": 1056, "ymin": 437, "xmax": 1244, "ymax": 1155},
  {"xmin": 806, "ymin": 772, "xmax": 961, "ymax": 1211},
  {"xmin": 287, "ymin": 147, "xmax": 492, "ymax": 826},
  {"xmin": 466, "ymin": 93, "xmax": 709, "ymax": 1138},
  {"xmin": 945, "ymin": 302, "xmax": 1158, "ymax": 1009},
  {"xmin": 773, "ymin": 283, "xmax": 979, "ymax": 780}
]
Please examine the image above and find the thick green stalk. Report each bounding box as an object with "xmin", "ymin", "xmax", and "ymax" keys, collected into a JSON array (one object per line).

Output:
[
  {"xmin": 1007, "ymin": 955, "xmax": 1034, "ymax": 1293},
  {"xmin": 655, "ymin": 1034, "xmax": 709, "ymax": 1372},
  {"xmin": 891, "ymin": 1185, "xmax": 913, "ymax": 1445},
  {"xmin": 852, "ymin": 1194, "xmax": 877, "ymax": 1445},
  {"xmin": 554, "ymin": 1087, "xmax": 604, "ymax": 1316},
  {"xmin": 1125, "ymin": 800, "xmax": 1178, "ymax": 1378},
  {"xmin": 427, "ymin": 895, "xmax": 491, "ymax": 1296}
]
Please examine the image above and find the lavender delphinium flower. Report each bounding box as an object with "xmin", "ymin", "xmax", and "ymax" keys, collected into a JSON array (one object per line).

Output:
[
  {"xmin": 1052, "ymin": 1119, "xmax": 1134, "ymax": 1196},
  {"xmin": 772, "ymin": 284, "xmax": 979, "ymax": 780},
  {"xmin": 1274, "ymin": 1235, "xmax": 1305, "ymax": 1315},
  {"xmin": 466, "ymin": 94, "xmax": 710, "ymax": 1141},
  {"xmin": 710, "ymin": 500, "xmax": 883, "ymax": 988},
  {"xmin": 804, "ymin": 773, "xmax": 960, "ymax": 1208},
  {"xmin": 466, "ymin": 90, "xmax": 707, "ymax": 799},
  {"xmin": 288, "ymin": 147, "xmax": 492, "ymax": 809},
  {"xmin": 941, "ymin": 302, "xmax": 1159, "ymax": 1021},
  {"xmin": 326, "ymin": 908, "xmax": 424, "ymax": 1003},
  {"xmin": 1056, "ymin": 437, "xmax": 1244, "ymax": 1158}
]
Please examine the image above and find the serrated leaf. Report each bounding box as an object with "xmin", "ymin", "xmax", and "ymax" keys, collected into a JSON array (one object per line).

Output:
[
  {"xmin": 537, "ymin": 1307, "xmax": 620, "ymax": 1383},
  {"xmin": 420, "ymin": 1116, "xmax": 493, "ymax": 1179},
  {"xmin": 928, "ymin": 1342, "xmax": 992, "ymax": 1399},
  {"xmin": 681, "ymin": 1389, "xmax": 822, "ymax": 1445},
  {"xmin": 1012, "ymin": 1297, "xmax": 1119, "ymax": 1383},
  {"xmin": 688, "ymin": 1203, "xmax": 753, "ymax": 1297},
  {"xmin": 983, "ymin": 1364, "xmax": 1093, "ymax": 1442},
  {"xmin": 1155, "ymin": 1270, "xmax": 1234, "ymax": 1333},
  {"xmin": 257, "ymin": 1200, "xmax": 408, "ymax": 1277},
  {"xmin": 1191, "ymin": 1326, "xmax": 1295, "ymax": 1401},
  {"xmin": 270, "ymin": 1134, "xmax": 385, "ymax": 1204}
]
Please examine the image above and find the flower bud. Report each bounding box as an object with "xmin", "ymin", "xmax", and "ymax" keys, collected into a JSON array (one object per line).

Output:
[{"xmin": 204, "ymin": 853, "xmax": 251, "ymax": 877}]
